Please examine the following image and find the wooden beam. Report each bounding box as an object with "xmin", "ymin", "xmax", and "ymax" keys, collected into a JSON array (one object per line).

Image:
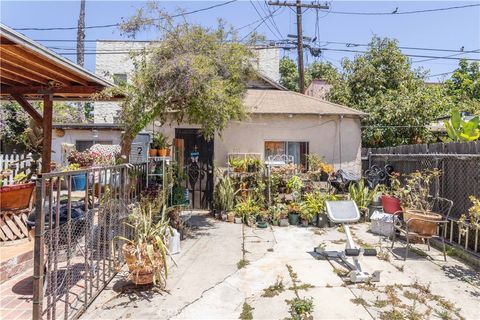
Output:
[
  {"xmin": 1, "ymin": 61, "xmax": 53, "ymax": 85},
  {"xmin": 11, "ymin": 94, "xmax": 43, "ymax": 126},
  {"xmin": 1, "ymin": 46, "xmax": 90, "ymax": 86},
  {"xmin": 41, "ymin": 94, "xmax": 53, "ymax": 173},
  {"xmin": 0, "ymin": 78, "xmax": 23, "ymax": 86},
  {"xmin": 0, "ymin": 85, "xmax": 105, "ymax": 95},
  {"xmin": 1, "ymin": 69, "xmax": 34, "ymax": 85},
  {"xmin": 0, "ymin": 49, "xmax": 75, "ymax": 86}
]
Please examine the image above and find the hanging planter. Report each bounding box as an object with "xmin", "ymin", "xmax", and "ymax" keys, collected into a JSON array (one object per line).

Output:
[{"xmin": 0, "ymin": 182, "xmax": 35, "ymax": 211}]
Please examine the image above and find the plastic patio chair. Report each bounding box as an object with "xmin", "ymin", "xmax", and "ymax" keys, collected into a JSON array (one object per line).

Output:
[{"xmin": 391, "ymin": 196, "xmax": 453, "ymax": 261}]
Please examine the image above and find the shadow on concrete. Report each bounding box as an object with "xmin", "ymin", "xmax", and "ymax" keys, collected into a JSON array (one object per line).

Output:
[
  {"xmin": 11, "ymin": 275, "xmax": 33, "ymax": 296},
  {"xmin": 442, "ymin": 264, "xmax": 480, "ymax": 287},
  {"xmin": 185, "ymin": 214, "xmax": 217, "ymax": 239}
]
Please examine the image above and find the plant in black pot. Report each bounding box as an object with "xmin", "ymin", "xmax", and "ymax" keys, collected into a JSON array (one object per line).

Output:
[{"xmin": 288, "ymin": 202, "xmax": 301, "ymax": 226}]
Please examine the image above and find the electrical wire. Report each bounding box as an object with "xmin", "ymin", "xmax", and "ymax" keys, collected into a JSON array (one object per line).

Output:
[
  {"xmin": 320, "ymin": 3, "xmax": 480, "ymax": 16},
  {"xmin": 241, "ymin": 7, "xmax": 282, "ymax": 41},
  {"xmin": 249, "ymin": 0, "xmax": 282, "ymax": 40},
  {"xmin": 12, "ymin": 0, "xmax": 238, "ymax": 31}
]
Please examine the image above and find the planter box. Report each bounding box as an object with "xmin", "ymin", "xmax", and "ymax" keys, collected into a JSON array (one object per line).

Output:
[
  {"xmin": 0, "ymin": 182, "xmax": 35, "ymax": 211},
  {"xmin": 279, "ymin": 218, "xmax": 289, "ymax": 227}
]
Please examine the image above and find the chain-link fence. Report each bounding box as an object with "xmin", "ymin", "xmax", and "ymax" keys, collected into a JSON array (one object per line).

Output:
[
  {"xmin": 31, "ymin": 163, "xmax": 147, "ymax": 320},
  {"xmin": 363, "ymin": 152, "xmax": 480, "ymax": 256}
]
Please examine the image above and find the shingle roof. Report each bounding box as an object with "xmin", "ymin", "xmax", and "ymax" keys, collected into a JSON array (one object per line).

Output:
[{"xmin": 244, "ymin": 89, "xmax": 367, "ymax": 117}]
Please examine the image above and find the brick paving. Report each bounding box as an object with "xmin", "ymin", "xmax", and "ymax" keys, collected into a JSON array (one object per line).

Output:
[{"xmin": 0, "ymin": 269, "xmax": 33, "ymax": 320}]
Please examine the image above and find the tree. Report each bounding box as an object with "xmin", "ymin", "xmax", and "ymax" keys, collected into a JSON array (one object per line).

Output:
[
  {"xmin": 99, "ymin": 7, "xmax": 255, "ymax": 159},
  {"xmin": 327, "ymin": 37, "xmax": 437, "ymax": 147},
  {"xmin": 444, "ymin": 59, "xmax": 480, "ymax": 115},
  {"xmin": 279, "ymin": 57, "xmax": 338, "ymax": 92}
]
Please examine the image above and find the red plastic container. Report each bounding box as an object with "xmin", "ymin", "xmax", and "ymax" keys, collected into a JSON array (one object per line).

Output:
[{"xmin": 381, "ymin": 195, "xmax": 402, "ymax": 214}]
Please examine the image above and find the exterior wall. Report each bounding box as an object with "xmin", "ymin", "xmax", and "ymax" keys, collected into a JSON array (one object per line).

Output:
[
  {"xmin": 305, "ymin": 79, "xmax": 332, "ymax": 100},
  {"xmin": 94, "ymin": 41, "xmax": 149, "ymax": 123},
  {"xmin": 150, "ymin": 114, "xmax": 363, "ymax": 175},
  {"xmin": 93, "ymin": 41, "xmax": 280, "ymax": 123},
  {"xmin": 51, "ymin": 129, "xmax": 122, "ymax": 165}
]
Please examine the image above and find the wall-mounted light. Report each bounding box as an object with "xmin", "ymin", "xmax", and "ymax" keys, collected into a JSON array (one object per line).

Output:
[{"xmin": 288, "ymin": 114, "xmax": 293, "ymax": 118}]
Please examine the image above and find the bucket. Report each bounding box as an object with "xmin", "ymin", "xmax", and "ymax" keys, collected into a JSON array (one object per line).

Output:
[
  {"xmin": 72, "ymin": 174, "xmax": 86, "ymax": 191},
  {"xmin": 168, "ymin": 228, "xmax": 181, "ymax": 254}
]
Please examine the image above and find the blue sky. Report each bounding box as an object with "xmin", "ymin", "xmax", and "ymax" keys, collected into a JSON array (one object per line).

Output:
[{"xmin": 1, "ymin": 1, "xmax": 479, "ymax": 82}]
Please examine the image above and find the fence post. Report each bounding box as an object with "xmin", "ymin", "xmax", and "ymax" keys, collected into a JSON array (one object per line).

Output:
[
  {"xmin": 367, "ymin": 151, "xmax": 372, "ymax": 170},
  {"xmin": 32, "ymin": 175, "xmax": 45, "ymax": 320}
]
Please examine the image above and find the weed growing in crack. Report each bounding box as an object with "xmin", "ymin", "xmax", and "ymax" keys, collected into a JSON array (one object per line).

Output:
[
  {"xmin": 237, "ymin": 259, "xmax": 250, "ymax": 269},
  {"xmin": 379, "ymin": 308, "xmax": 405, "ymax": 320},
  {"xmin": 350, "ymin": 297, "xmax": 370, "ymax": 307},
  {"xmin": 373, "ymin": 298, "xmax": 389, "ymax": 308},
  {"xmin": 262, "ymin": 278, "xmax": 285, "ymax": 298},
  {"xmin": 332, "ymin": 266, "xmax": 349, "ymax": 277},
  {"xmin": 285, "ymin": 297, "xmax": 314, "ymax": 320},
  {"xmin": 239, "ymin": 302, "xmax": 254, "ymax": 320},
  {"xmin": 405, "ymin": 300, "xmax": 423, "ymax": 320},
  {"xmin": 285, "ymin": 264, "xmax": 315, "ymax": 320},
  {"xmin": 434, "ymin": 308, "xmax": 453, "ymax": 320}
]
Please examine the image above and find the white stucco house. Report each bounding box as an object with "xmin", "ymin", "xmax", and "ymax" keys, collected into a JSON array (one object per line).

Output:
[{"xmin": 92, "ymin": 40, "xmax": 366, "ymax": 174}]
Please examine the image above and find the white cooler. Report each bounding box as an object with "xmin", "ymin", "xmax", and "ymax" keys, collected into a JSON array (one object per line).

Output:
[{"xmin": 370, "ymin": 211, "xmax": 395, "ymax": 237}]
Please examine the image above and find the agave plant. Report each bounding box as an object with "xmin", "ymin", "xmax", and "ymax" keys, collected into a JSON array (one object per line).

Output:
[
  {"xmin": 214, "ymin": 175, "xmax": 236, "ymax": 212},
  {"xmin": 348, "ymin": 179, "xmax": 377, "ymax": 213},
  {"xmin": 116, "ymin": 203, "xmax": 173, "ymax": 287}
]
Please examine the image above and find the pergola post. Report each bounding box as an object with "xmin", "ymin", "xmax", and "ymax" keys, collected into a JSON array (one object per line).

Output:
[{"xmin": 41, "ymin": 94, "xmax": 53, "ymax": 173}]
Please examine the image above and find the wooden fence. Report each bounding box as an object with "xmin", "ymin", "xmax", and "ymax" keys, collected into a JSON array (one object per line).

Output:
[{"xmin": 0, "ymin": 153, "xmax": 33, "ymax": 185}]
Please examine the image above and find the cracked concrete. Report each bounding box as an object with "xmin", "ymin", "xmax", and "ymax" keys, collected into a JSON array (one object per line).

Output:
[{"xmin": 81, "ymin": 214, "xmax": 480, "ymax": 320}]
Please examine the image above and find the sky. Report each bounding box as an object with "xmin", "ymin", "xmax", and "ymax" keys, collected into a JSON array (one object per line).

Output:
[{"xmin": 1, "ymin": 0, "xmax": 479, "ymax": 82}]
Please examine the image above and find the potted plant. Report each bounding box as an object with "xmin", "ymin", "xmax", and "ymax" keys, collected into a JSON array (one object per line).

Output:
[
  {"xmin": 257, "ymin": 210, "xmax": 269, "ymax": 228},
  {"xmin": 213, "ymin": 175, "xmax": 236, "ymax": 222},
  {"xmin": 118, "ymin": 204, "xmax": 171, "ymax": 286},
  {"xmin": 229, "ymin": 157, "xmax": 245, "ymax": 173},
  {"xmin": 234, "ymin": 213, "xmax": 243, "ymax": 224},
  {"xmin": 153, "ymin": 133, "xmax": 170, "ymax": 157},
  {"xmin": 247, "ymin": 158, "xmax": 262, "ymax": 173},
  {"xmin": 348, "ymin": 179, "xmax": 377, "ymax": 220},
  {"xmin": 268, "ymin": 203, "xmax": 288, "ymax": 226},
  {"xmin": 459, "ymin": 196, "xmax": 480, "ymax": 235},
  {"xmin": 287, "ymin": 176, "xmax": 303, "ymax": 201},
  {"xmin": 288, "ymin": 202, "xmax": 301, "ymax": 226},
  {"xmin": 400, "ymin": 170, "xmax": 443, "ymax": 236},
  {"xmin": 67, "ymin": 150, "xmax": 94, "ymax": 191},
  {"xmin": 380, "ymin": 172, "xmax": 402, "ymax": 214},
  {"xmin": 234, "ymin": 197, "xmax": 260, "ymax": 227},
  {"xmin": 0, "ymin": 170, "xmax": 35, "ymax": 211}
]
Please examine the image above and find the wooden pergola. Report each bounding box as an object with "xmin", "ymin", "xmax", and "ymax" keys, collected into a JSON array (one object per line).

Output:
[{"xmin": 0, "ymin": 23, "xmax": 114, "ymax": 173}]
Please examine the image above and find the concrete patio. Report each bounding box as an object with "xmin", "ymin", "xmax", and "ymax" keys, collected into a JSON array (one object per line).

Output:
[{"xmin": 81, "ymin": 213, "xmax": 480, "ymax": 320}]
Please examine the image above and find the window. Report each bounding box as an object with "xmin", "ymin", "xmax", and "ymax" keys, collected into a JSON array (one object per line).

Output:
[
  {"xmin": 113, "ymin": 73, "xmax": 127, "ymax": 85},
  {"xmin": 75, "ymin": 140, "xmax": 113, "ymax": 152},
  {"xmin": 264, "ymin": 141, "xmax": 309, "ymax": 167}
]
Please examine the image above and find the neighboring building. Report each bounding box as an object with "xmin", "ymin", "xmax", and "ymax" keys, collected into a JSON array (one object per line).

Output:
[
  {"xmin": 305, "ymin": 79, "xmax": 332, "ymax": 100},
  {"xmin": 429, "ymin": 112, "xmax": 476, "ymax": 135},
  {"xmin": 51, "ymin": 123, "xmax": 149, "ymax": 165}
]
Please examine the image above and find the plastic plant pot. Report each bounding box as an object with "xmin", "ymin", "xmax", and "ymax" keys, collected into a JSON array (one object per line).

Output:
[
  {"xmin": 72, "ymin": 174, "xmax": 86, "ymax": 191},
  {"xmin": 288, "ymin": 212, "xmax": 299, "ymax": 225},
  {"xmin": 381, "ymin": 195, "xmax": 401, "ymax": 214}
]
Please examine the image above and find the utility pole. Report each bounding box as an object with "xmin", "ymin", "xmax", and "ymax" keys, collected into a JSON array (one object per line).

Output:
[
  {"xmin": 268, "ymin": 1, "xmax": 329, "ymax": 93},
  {"xmin": 77, "ymin": 0, "xmax": 86, "ymax": 67},
  {"xmin": 76, "ymin": 0, "xmax": 86, "ymax": 122}
]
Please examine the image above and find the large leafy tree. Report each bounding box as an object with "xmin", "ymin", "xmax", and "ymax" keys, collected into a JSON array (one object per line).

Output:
[
  {"xmin": 101, "ymin": 7, "xmax": 255, "ymax": 158},
  {"xmin": 445, "ymin": 59, "xmax": 480, "ymax": 115},
  {"xmin": 327, "ymin": 37, "xmax": 437, "ymax": 147},
  {"xmin": 279, "ymin": 57, "xmax": 338, "ymax": 92}
]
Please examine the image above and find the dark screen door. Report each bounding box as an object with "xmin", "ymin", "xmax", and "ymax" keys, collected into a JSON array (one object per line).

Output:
[{"xmin": 175, "ymin": 129, "xmax": 214, "ymax": 209}]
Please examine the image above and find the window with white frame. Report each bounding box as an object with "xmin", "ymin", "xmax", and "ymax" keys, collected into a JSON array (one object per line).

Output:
[{"xmin": 264, "ymin": 141, "xmax": 309, "ymax": 167}]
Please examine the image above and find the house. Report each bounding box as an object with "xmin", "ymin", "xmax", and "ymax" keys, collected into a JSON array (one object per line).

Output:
[{"xmin": 93, "ymin": 40, "xmax": 366, "ymax": 208}]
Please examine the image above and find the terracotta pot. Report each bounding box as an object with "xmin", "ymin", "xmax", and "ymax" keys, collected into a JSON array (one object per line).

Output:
[
  {"xmin": 403, "ymin": 209, "xmax": 441, "ymax": 237},
  {"xmin": 149, "ymin": 149, "xmax": 158, "ymax": 157},
  {"xmin": 158, "ymin": 149, "xmax": 168, "ymax": 157},
  {"xmin": 0, "ymin": 182, "xmax": 35, "ymax": 210},
  {"xmin": 166, "ymin": 148, "xmax": 171, "ymax": 157},
  {"xmin": 122, "ymin": 243, "xmax": 163, "ymax": 285},
  {"xmin": 226, "ymin": 212, "xmax": 235, "ymax": 223},
  {"xmin": 381, "ymin": 195, "xmax": 401, "ymax": 214}
]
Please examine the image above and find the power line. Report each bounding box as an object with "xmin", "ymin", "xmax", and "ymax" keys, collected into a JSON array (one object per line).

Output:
[
  {"xmin": 249, "ymin": 0, "xmax": 282, "ymax": 40},
  {"xmin": 12, "ymin": 0, "xmax": 238, "ymax": 31},
  {"xmin": 240, "ymin": 7, "xmax": 282, "ymax": 41},
  {"xmin": 321, "ymin": 3, "xmax": 480, "ymax": 16}
]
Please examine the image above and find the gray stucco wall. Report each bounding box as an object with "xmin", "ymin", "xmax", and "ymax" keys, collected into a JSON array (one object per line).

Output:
[{"xmin": 149, "ymin": 114, "xmax": 362, "ymax": 175}]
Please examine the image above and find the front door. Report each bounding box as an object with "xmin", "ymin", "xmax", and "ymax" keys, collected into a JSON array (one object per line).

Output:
[{"xmin": 175, "ymin": 129, "xmax": 214, "ymax": 209}]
